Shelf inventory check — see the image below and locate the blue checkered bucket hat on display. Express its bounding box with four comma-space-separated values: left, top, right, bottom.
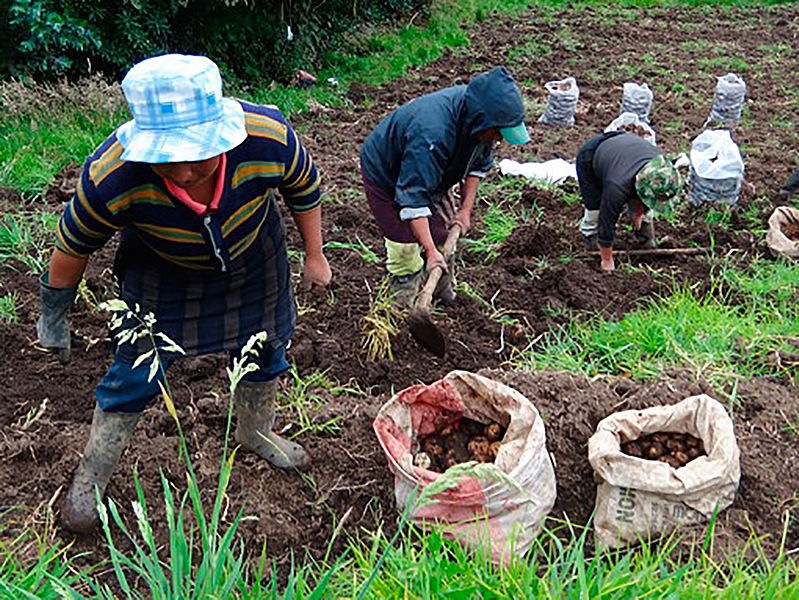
116, 54, 247, 163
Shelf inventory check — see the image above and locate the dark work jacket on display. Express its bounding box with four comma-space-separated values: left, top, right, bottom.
592, 134, 661, 247
360, 66, 526, 217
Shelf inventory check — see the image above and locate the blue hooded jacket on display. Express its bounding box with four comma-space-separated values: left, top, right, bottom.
360, 66, 526, 220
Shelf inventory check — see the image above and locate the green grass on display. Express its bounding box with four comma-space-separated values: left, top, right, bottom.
279, 366, 363, 439
512, 258, 799, 381
0, 212, 59, 274
324, 237, 382, 265
0, 510, 84, 599
0, 293, 19, 325
464, 178, 544, 261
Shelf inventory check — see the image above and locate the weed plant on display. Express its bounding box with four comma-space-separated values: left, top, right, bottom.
0, 213, 59, 274
0, 293, 19, 325
279, 365, 363, 438
361, 277, 403, 362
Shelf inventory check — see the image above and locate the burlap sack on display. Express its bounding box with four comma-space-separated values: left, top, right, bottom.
588, 395, 740, 549
765, 206, 799, 259
373, 370, 556, 564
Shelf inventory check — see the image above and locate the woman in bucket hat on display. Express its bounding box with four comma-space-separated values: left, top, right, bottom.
36, 54, 331, 533
576, 131, 683, 273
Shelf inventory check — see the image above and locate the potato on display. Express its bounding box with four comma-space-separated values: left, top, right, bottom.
489, 441, 502, 458
467, 436, 490, 456
673, 451, 689, 466
622, 441, 643, 458
485, 423, 504, 442
422, 435, 446, 457
665, 437, 683, 452
413, 452, 432, 470
647, 441, 665, 459
651, 432, 669, 444
687, 447, 702, 460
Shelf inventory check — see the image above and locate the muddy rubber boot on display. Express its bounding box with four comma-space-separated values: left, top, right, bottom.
234, 379, 310, 470
388, 269, 423, 308
635, 221, 656, 249
61, 405, 141, 534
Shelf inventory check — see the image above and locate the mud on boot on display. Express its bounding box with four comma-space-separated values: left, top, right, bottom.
234, 379, 310, 470
388, 269, 423, 307
582, 233, 599, 252
61, 406, 140, 534
635, 221, 656, 249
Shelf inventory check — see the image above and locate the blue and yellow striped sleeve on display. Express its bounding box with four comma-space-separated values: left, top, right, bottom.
279, 125, 322, 213
55, 160, 124, 257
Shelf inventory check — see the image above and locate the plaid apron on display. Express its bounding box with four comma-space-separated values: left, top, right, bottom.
113, 204, 295, 362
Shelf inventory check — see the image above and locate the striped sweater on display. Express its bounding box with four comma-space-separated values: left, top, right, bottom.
56, 100, 321, 271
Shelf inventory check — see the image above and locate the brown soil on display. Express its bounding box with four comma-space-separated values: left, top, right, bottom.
1, 2, 798, 578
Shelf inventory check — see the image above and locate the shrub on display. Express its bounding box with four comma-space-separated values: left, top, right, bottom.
1, 0, 425, 83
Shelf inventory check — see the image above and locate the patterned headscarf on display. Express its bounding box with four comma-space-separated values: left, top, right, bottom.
635, 155, 683, 213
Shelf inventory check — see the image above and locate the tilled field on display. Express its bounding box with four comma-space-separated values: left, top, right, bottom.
1, 3, 798, 568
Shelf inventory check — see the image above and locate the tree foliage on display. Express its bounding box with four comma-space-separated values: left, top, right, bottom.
1, 0, 423, 83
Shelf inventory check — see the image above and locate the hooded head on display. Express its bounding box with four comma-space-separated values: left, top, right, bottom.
635, 155, 684, 213
462, 66, 529, 145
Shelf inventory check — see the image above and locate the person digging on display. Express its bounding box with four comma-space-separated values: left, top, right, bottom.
36, 54, 331, 534
359, 65, 529, 306
576, 131, 683, 273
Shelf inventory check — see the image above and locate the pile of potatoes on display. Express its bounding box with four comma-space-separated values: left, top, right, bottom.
414, 418, 506, 473
621, 431, 706, 468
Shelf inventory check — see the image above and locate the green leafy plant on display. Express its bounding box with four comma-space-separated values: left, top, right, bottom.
0, 293, 19, 325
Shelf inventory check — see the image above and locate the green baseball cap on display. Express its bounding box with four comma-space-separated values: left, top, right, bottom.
499, 123, 530, 145
635, 155, 683, 213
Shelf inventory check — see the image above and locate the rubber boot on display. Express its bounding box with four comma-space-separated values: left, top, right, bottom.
234, 379, 310, 470
388, 269, 423, 308
61, 405, 141, 533
37, 273, 77, 363
635, 221, 656, 249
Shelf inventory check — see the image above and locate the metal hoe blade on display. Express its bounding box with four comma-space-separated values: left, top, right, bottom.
407, 307, 445, 357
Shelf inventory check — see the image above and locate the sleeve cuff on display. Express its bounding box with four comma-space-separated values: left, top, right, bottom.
399, 206, 433, 221
467, 170, 488, 178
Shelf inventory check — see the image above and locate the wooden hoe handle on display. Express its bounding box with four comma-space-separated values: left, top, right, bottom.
415, 224, 462, 312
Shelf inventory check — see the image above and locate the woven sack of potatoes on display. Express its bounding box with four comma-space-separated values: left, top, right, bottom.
373, 370, 556, 565
588, 394, 740, 549
765, 206, 799, 259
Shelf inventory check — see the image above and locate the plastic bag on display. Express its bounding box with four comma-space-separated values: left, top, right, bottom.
687, 129, 745, 206
706, 73, 746, 127
373, 371, 556, 564
604, 112, 656, 146
538, 77, 579, 126
589, 395, 740, 549
620, 82, 653, 123
765, 206, 799, 259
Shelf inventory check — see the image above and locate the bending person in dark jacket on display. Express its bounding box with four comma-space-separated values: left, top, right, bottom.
577, 132, 683, 273
360, 66, 529, 304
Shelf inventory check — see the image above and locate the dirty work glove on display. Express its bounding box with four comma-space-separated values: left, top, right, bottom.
36, 273, 77, 363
